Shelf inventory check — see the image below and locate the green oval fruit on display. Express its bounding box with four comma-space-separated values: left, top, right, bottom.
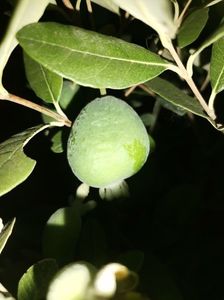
67, 96, 150, 188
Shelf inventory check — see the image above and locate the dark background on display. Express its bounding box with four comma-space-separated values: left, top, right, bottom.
0, 1, 224, 299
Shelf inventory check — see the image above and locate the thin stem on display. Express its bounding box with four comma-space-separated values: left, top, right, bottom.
62, 0, 74, 10
76, 0, 82, 10
208, 90, 217, 111
172, 0, 180, 22
139, 84, 156, 97
86, 0, 93, 12
200, 71, 210, 92
125, 85, 137, 97
177, 0, 192, 27
0, 93, 72, 127
53, 101, 68, 119
166, 40, 216, 120
150, 99, 161, 132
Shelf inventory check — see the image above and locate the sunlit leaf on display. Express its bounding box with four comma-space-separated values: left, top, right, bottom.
17, 22, 170, 89
111, 0, 177, 41
0, 218, 16, 254
18, 259, 58, 300
178, 8, 209, 48
24, 52, 63, 104
187, 21, 224, 76
0, 126, 42, 197
210, 37, 224, 94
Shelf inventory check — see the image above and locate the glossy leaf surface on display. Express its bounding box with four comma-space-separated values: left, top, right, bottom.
17, 22, 169, 89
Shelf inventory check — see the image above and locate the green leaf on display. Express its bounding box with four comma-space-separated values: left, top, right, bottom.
0, 126, 42, 197
42, 205, 82, 265
187, 21, 224, 76
0, 218, 16, 254
59, 80, 79, 110
178, 8, 209, 48
0, 0, 56, 88
210, 37, 224, 94
18, 259, 58, 300
24, 52, 63, 103
16, 22, 170, 89
51, 130, 64, 153
145, 77, 208, 119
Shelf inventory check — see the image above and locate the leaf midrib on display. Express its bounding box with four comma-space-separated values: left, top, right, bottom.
19, 36, 168, 67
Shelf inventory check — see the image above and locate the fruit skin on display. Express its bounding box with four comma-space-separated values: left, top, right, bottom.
67, 96, 150, 188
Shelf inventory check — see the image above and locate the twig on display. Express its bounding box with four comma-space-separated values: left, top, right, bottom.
139, 84, 156, 97
208, 90, 217, 111
177, 0, 192, 27
62, 0, 74, 10
125, 85, 137, 97
166, 40, 216, 120
0, 93, 72, 127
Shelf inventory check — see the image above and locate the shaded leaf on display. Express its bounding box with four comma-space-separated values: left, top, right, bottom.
187, 21, 224, 76
17, 22, 170, 89
59, 80, 79, 110
210, 37, 224, 94
24, 52, 63, 103
178, 8, 209, 48
145, 77, 207, 119
78, 218, 107, 266
157, 97, 186, 116
42, 205, 82, 265
0, 126, 42, 197
0, 218, 16, 254
18, 259, 58, 300
51, 130, 64, 153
